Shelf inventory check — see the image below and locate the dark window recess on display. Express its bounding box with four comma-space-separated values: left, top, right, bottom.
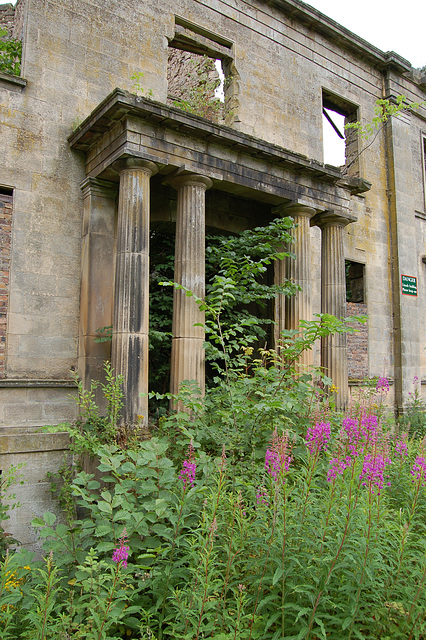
346, 260, 365, 303
322, 90, 359, 176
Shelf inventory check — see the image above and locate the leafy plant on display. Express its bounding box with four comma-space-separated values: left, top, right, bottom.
130, 71, 153, 98
0, 465, 23, 558
0, 27, 22, 76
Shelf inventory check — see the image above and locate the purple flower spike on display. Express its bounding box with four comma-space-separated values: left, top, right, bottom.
179, 442, 196, 489
359, 453, 391, 495
376, 377, 390, 393
264, 430, 292, 481
411, 456, 426, 485
395, 433, 408, 457
113, 534, 130, 568
306, 421, 331, 455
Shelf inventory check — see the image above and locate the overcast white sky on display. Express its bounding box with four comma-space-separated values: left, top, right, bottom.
306, 0, 425, 69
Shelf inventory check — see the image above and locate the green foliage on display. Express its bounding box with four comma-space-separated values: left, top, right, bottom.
399, 376, 426, 437
94, 325, 113, 343
0, 27, 22, 76
43, 362, 124, 456
0, 465, 23, 558
345, 95, 426, 140
3, 405, 426, 638
130, 71, 153, 98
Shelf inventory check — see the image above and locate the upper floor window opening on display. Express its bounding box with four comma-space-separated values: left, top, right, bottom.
167, 17, 238, 126
322, 90, 359, 176
0, 0, 25, 78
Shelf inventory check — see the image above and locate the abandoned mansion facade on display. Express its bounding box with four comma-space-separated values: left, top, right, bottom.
1, 0, 426, 545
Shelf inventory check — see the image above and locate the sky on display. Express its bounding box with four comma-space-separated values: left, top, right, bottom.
305, 0, 425, 69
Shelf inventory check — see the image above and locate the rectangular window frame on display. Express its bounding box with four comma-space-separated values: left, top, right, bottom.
322, 89, 360, 177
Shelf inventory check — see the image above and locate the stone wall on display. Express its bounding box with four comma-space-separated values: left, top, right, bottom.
0, 190, 12, 378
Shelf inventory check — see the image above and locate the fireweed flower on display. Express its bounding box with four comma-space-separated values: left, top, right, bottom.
327, 455, 352, 482
265, 430, 292, 480
359, 453, 391, 495
411, 456, 426, 485
306, 421, 331, 455
113, 532, 130, 568
256, 488, 269, 506
179, 442, 196, 489
395, 433, 409, 457
376, 377, 390, 393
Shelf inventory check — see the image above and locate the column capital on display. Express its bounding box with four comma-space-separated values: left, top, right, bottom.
80, 177, 118, 200
273, 200, 316, 218
311, 210, 357, 229
167, 173, 213, 191
112, 157, 158, 177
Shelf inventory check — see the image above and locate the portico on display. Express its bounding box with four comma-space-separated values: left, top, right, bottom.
70, 88, 362, 421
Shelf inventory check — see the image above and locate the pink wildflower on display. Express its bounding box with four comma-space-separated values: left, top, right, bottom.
327, 455, 352, 482
179, 442, 196, 489
306, 421, 331, 455
411, 456, 426, 485
113, 532, 130, 568
264, 430, 292, 481
359, 453, 391, 495
395, 433, 409, 457
376, 377, 390, 393
256, 488, 269, 506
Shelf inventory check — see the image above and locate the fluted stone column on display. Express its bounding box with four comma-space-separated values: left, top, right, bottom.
274, 202, 315, 369
169, 174, 213, 397
312, 210, 356, 409
111, 158, 158, 426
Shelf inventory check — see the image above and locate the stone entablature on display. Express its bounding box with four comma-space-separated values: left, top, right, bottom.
69, 89, 358, 210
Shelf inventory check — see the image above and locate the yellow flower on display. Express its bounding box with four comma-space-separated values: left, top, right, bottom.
330, 384, 339, 393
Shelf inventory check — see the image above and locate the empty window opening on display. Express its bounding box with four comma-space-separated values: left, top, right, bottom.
0, 1, 24, 77
167, 18, 237, 125
345, 261, 368, 379
346, 260, 365, 303
167, 49, 223, 121
322, 91, 359, 175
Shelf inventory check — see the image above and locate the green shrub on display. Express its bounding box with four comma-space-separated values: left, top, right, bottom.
0, 28, 22, 76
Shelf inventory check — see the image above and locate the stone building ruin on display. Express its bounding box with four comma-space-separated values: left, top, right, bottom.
0, 0, 426, 547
